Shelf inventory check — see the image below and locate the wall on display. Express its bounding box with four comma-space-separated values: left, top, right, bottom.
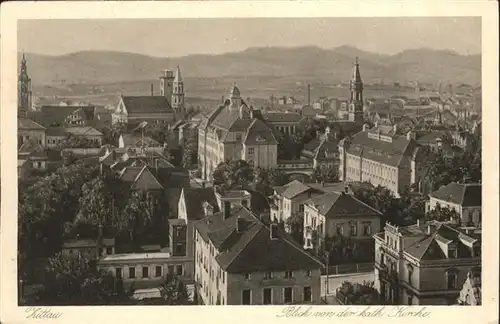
225, 269, 321, 305
18, 129, 46, 148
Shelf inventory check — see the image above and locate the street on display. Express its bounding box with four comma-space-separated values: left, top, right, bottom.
320, 271, 375, 297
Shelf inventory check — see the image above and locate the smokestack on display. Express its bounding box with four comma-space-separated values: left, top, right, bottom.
307, 84, 311, 106
151, 84, 154, 96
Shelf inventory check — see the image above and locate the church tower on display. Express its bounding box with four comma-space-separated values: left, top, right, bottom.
159, 69, 175, 102
172, 66, 185, 118
18, 53, 32, 113
348, 57, 364, 123
229, 82, 242, 110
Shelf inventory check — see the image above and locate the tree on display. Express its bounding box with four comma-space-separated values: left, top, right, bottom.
252, 167, 288, 196
351, 183, 400, 225
159, 275, 190, 305
77, 177, 114, 227
285, 213, 304, 245
212, 160, 253, 192
182, 129, 198, 170
118, 190, 155, 241
313, 164, 339, 183
425, 204, 460, 223
336, 281, 381, 305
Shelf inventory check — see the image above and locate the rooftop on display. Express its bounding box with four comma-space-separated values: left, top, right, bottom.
430, 182, 481, 207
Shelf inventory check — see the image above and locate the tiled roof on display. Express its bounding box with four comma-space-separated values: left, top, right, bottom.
306, 191, 382, 218
276, 180, 313, 199
402, 222, 480, 261
343, 127, 419, 167
34, 106, 95, 127
194, 206, 323, 273
181, 187, 219, 221
263, 112, 303, 123
120, 133, 161, 148
130, 166, 164, 191
64, 126, 103, 137
430, 182, 481, 207
46, 127, 68, 137
18, 118, 46, 130
243, 119, 278, 145
118, 166, 144, 182
121, 96, 173, 114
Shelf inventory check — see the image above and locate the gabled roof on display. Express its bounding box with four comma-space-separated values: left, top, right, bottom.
194, 206, 323, 273
275, 180, 313, 199
64, 126, 103, 137
46, 127, 68, 137
180, 187, 219, 221
306, 191, 382, 218
430, 182, 481, 207
130, 166, 164, 191
121, 96, 173, 114
120, 133, 161, 148
243, 119, 278, 145
18, 118, 46, 130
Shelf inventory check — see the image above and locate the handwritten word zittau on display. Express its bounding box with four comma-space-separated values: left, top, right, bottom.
25, 308, 63, 320
276, 306, 431, 318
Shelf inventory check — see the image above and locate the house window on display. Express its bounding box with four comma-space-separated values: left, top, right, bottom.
129, 267, 136, 279
284, 271, 293, 279
449, 247, 458, 259
248, 148, 254, 155
116, 267, 122, 279
306, 270, 312, 277
380, 253, 385, 266
446, 270, 458, 289
408, 268, 413, 286
336, 224, 343, 236
242, 289, 251, 305
299, 204, 304, 212
284, 287, 293, 303
142, 266, 149, 278
264, 271, 273, 279
263, 288, 272, 305
349, 222, 357, 236
155, 266, 162, 277
236, 134, 242, 141
176, 265, 183, 276
363, 222, 372, 236
303, 286, 312, 302
244, 273, 251, 280
106, 247, 113, 255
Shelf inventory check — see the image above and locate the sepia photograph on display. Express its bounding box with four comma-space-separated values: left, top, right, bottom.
1, 3, 498, 323
14, 16, 485, 307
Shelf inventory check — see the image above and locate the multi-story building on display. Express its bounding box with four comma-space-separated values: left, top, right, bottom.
112, 66, 184, 125
301, 127, 339, 169
303, 189, 382, 250
198, 84, 278, 180
32, 105, 99, 127
373, 221, 481, 305
427, 182, 481, 227
193, 204, 323, 305
262, 112, 304, 135
18, 118, 46, 148
338, 123, 428, 196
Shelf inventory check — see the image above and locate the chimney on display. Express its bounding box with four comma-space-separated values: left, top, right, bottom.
270, 223, 279, 239
223, 201, 231, 220
307, 84, 311, 106
416, 218, 420, 227
202, 182, 206, 188
427, 224, 432, 235
236, 216, 244, 233
344, 186, 349, 194
151, 84, 154, 96
362, 123, 369, 132
392, 124, 397, 134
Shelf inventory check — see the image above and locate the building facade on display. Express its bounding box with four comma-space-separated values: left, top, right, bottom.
194, 205, 323, 305
198, 84, 278, 180
373, 221, 481, 305
18, 118, 46, 148
338, 123, 428, 196
427, 182, 481, 227
303, 190, 382, 250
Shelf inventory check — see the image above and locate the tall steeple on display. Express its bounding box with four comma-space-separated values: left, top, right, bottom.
229, 82, 242, 110
172, 65, 185, 118
18, 52, 32, 113
348, 57, 364, 123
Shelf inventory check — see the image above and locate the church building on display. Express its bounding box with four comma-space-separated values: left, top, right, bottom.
112, 66, 185, 126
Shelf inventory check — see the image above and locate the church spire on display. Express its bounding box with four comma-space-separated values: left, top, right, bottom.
172, 65, 185, 118
348, 57, 364, 123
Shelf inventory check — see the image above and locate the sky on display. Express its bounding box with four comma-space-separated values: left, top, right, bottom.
18, 17, 481, 57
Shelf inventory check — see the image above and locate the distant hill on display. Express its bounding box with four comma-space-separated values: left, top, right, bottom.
19, 46, 481, 86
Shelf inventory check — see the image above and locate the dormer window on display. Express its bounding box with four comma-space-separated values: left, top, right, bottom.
236, 134, 242, 141
449, 246, 458, 259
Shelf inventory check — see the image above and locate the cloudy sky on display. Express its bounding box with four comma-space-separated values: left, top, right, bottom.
18, 17, 481, 57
